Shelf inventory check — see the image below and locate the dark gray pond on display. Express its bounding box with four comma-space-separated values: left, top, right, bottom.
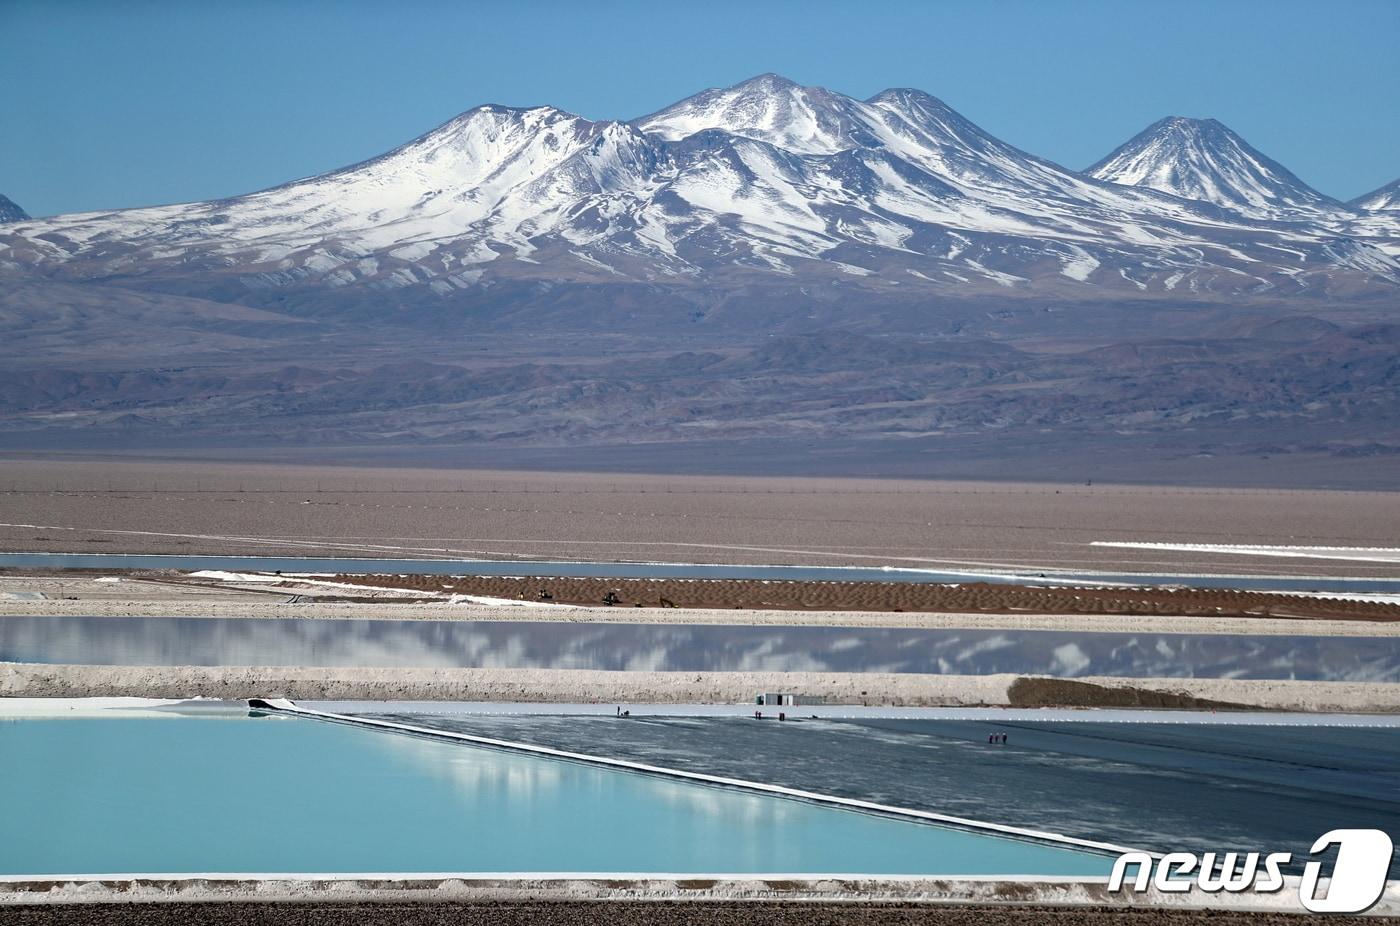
363, 712, 1400, 871
2, 552, 1398, 593
2, 616, 1395, 681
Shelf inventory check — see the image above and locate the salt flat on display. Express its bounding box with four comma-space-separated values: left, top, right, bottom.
1094, 541, 1400, 564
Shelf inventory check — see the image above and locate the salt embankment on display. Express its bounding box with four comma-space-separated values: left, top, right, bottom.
4, 663, 1398, 712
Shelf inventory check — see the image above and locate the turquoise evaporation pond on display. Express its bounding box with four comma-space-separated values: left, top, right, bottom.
0, 713, 1112, 877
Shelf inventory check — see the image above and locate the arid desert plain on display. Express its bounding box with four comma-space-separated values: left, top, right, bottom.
2, 458, 1397, 575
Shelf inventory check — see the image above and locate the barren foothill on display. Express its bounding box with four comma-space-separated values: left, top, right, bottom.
1, 459, 1398, 577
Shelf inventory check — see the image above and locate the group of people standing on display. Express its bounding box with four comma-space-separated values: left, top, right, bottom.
987, 732, 1009, 745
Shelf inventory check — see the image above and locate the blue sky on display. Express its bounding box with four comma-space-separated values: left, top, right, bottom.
3, 0, 1397, 217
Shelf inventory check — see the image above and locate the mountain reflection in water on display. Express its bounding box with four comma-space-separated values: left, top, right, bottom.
1, 616, 1396, 681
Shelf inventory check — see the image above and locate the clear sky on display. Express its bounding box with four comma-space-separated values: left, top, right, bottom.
3, 0, 1397, 218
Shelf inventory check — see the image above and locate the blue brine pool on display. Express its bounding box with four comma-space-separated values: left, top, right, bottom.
0, 711, 1112, 877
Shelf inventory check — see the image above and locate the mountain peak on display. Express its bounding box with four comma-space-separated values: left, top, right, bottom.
1351, 177, 1400, 212
0, 194, 28, 223
730, 72, 802, 91
633, 73, 869, 154
866, 86, 952, 111
435, 102, 591, 135
1088, 116, 1343, 219
358, 102, 599, 179
863, 87, 976, 141
1155, 115, 1224, 130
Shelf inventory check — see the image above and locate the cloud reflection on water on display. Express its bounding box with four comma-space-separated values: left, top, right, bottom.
1, 616, 1397, 681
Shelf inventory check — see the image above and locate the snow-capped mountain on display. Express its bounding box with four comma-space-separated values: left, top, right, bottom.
635, 73, 875, 154
0, 195, 28, 223
1, 75, 1396, 311
1086, 117, 1347, 222
4, 76, 1400, 472
1353, 178, 1400, 212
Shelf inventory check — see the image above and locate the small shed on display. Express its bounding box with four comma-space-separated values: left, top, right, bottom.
756, 692, 822, 707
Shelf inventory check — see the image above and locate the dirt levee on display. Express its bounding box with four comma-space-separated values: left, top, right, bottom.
329, 573, 1400, 621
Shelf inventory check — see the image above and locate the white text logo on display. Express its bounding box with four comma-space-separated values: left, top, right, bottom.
1108, 829, 1393, 914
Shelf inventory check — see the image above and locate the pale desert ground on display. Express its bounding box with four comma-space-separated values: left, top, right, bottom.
1, 458, 1397, 576
7, 664, 1398, 711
